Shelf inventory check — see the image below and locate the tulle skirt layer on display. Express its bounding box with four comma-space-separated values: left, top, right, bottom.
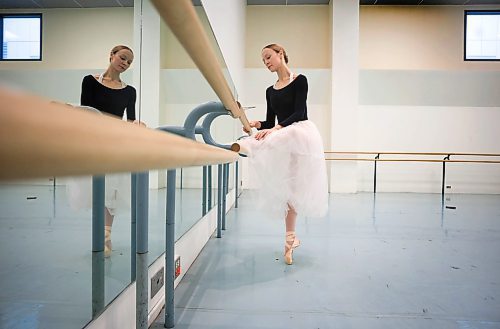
66, 173, 131, 216
238, 120, 328, 218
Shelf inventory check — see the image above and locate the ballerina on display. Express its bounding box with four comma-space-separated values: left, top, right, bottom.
233, 43, 328, 265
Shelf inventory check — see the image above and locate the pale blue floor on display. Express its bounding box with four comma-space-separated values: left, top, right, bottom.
153, 191, 500, 329
0, 184, 217, 329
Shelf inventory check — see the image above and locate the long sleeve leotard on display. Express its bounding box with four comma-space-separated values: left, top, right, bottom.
259, 74, 308, 130
80, 74, 136, 120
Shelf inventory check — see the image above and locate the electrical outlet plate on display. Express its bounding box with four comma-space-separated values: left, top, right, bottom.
151, 267, 164, 299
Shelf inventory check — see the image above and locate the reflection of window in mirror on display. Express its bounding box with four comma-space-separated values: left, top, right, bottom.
0, 14, 42, 61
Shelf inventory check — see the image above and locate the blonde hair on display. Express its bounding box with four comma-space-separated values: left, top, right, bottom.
263, 43, 288, 64
109, 45, 133, 62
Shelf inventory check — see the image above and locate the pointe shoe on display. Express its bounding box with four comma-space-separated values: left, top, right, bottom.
284, 231, 300, 265
104, 226, 112, 258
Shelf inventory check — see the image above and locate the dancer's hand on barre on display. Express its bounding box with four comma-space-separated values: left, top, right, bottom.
133, 120, 146, 127
243, 120, 261, 134
254, 125, 282, 141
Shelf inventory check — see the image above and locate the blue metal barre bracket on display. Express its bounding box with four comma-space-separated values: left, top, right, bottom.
156, 102, 236, 328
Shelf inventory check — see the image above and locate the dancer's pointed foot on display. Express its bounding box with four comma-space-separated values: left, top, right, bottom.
104, 226, 112, 258
284, 231, 300, 265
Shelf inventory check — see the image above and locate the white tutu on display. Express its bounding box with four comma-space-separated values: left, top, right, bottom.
238, 120, 328, 218
66, 173, 132, 216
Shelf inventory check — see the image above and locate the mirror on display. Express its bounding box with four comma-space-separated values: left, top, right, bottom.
0, 1, 239, 327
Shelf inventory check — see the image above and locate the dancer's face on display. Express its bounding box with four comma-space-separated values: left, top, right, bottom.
261, 48, 282, 72
110, 49, 134, 73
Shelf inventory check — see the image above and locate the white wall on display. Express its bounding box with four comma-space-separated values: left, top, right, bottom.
355, 5, 500, 193
245, 5, 331, 69
357, 106, 500, 193
243, 4, 500, 194
359, 5, 500, 71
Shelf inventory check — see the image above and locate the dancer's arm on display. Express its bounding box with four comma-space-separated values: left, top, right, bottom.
259, 89, 276, 129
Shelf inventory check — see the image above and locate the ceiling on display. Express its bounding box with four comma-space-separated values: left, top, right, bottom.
0, 0, 499, 8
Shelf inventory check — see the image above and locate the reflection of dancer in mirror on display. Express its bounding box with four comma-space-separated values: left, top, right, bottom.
236, 44, 328, 265
80, 45, 143, 257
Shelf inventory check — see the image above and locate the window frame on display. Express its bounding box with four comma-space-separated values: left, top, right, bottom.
0, 13, 43, 61
464, 10, 500, 62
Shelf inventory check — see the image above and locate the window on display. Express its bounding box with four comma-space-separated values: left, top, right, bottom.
464, 10, 500, 61
1, 14, 42, 61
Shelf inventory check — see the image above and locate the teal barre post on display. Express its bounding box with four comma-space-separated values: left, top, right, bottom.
165, 169, 176, 328
235, 161, 239, 208
225, 163, 230, 196
91, 176, 105, 317
225, 163, 230, 220
202, 166, 207, 216
217, 164, 223, 238
92, 176, 105, 252
131, 173, 137, 281
91, 251, 104, 318
208, 165, 212, 207
136, 172, 149, 329
222, 163, 228, 230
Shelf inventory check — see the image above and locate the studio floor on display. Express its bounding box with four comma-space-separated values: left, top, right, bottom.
1, 184, 500, 329
153, 191, 500, 329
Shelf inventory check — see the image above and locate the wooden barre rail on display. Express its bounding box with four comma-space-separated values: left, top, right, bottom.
324, 152, 500, 194
325, 158, 500, 163
325, 151, 500, 157
0, 88, 238, 181
151, 0, 252, 133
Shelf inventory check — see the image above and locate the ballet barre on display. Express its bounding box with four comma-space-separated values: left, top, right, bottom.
0, 87, 240, 329
325, 151, 500, 194
148, 1, 255, 326
151, 0, 252, 134
325, 151, 500, 157
0, 88, 238, 181
325, 158, 500, 163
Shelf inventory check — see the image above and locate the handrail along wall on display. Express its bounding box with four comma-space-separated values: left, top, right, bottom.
325, 151, 500, 194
